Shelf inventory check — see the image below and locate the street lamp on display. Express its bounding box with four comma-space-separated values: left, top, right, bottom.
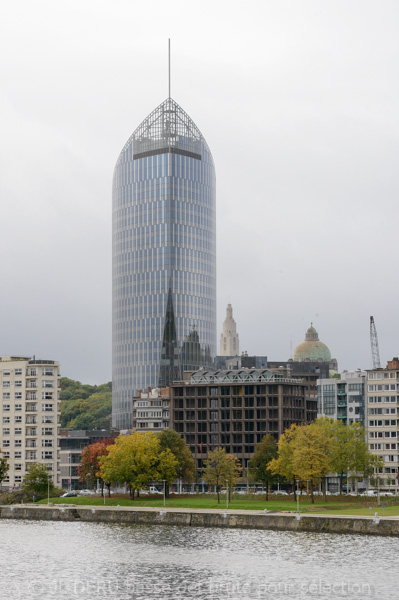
226, 480, 229, 509
163, 479, 166, 507
296, 479, 300, 514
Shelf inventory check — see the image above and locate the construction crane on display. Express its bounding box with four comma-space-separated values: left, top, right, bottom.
370, 316, 381, 369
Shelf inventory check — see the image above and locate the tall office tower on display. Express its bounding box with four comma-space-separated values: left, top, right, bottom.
219, 303, 239, 356
112, 98, 216, 429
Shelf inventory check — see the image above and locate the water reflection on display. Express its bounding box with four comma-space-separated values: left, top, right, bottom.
0, 520, 397, 599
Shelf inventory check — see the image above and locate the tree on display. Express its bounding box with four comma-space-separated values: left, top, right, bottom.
0, 451, 9, 486
323, 419, 371, 496
291, 423, 332, 504
202, 447, 242, 503
268, 424, 298, 500
249, 434, 278, 500
78, 439, 115, 494
157, 449, 178, 491
158, 429, 195, 493
23, 464, 53, 496
99, 431, 161, 498
60, 378, 112, 430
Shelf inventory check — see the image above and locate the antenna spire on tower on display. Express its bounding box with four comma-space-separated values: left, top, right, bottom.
168, 38, 171, 98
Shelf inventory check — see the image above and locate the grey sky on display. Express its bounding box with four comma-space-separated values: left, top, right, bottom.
1, 0, 398, 383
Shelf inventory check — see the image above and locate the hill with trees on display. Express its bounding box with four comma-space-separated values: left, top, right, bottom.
60, 377, 112, 430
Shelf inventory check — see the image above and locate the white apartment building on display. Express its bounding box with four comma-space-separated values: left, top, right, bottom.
0, 356, 60, 489
366, 358, 399, 492
317, 370, 366, 426
132, 387, 170, 433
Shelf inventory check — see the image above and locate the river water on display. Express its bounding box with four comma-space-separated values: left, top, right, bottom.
0, 519, 397, 599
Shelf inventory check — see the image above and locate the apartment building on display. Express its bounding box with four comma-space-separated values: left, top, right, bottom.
366, 358, 399, 492
0, 356, 60, 489
132, 387, 170, 433
317, 370, 366, 426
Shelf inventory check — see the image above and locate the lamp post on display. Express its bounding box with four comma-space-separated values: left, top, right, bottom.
226, 480, 229, 510
296, 480, 300, 514
163, 479, 166, 507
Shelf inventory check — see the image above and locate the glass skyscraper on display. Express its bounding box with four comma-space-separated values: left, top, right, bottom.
112, 97, 216, 429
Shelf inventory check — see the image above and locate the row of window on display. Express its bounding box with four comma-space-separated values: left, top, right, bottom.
368, 384, 397, 391
368, 420, 397, 427
368, 372, 398, 380
3, 380, 55, 389
1, 368, 55, 377
2, 403, 54, 412
370, 443, 397, 450
368, 431, 397, 438
368, 408, 397, 415
368, 396, 398, 403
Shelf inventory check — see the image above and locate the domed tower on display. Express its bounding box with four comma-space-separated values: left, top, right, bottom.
293, 323, 337, 370
112, 97, 216, 430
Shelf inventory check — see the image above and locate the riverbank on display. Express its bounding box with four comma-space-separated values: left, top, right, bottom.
1, 504, 399, 536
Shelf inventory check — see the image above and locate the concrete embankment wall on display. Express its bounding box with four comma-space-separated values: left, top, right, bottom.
1, 505, 398, 537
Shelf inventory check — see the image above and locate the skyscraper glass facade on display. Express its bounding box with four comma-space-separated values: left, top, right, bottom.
112, 98, 216, 429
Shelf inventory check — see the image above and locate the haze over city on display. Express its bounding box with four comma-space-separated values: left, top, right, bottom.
1, 0, 398, 383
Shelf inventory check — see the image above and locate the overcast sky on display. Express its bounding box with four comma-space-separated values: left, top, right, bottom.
1, 0, 398, 383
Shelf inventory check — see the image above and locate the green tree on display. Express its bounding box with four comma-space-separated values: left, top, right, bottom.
158, 429, 195, 492
60, 378, 112, 430
157, 449, 178, 491
249, 434, 278, 500
291, 423, 332, 504
203, 447, 242, 503
99, 431, 160, 499
268, 424, 298, 500
22, 464, 53, 496
0, 451, 9, 486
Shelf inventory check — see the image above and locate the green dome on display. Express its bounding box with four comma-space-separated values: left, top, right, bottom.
293, 324, 332, 362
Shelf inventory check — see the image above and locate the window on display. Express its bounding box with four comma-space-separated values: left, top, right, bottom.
15, 464, 22, 471
2, 417, 10, 424
2, 440, 10, 447
14, 428, 22, 435
42, 428, 53, 436
3, 370, 10, 376
14, 381, 22, 388
42, 368, 54, 376
42, 416, 54, 424
14, 392, 22, 399
2, 452, 10, 458
42, 440, 53, 447
2, 428, 10, 435
15, 440, 22, 447
42, 404, 53, 412
42, 451, 53, 459
42, 380, 54, 388
2, 382, 10, 388
14, 451, 22, 458
14, 416, 22, 423
2, 404, 10, 412
42, 392, 53, 400
2, 393, 10, 400
15, 404, 22, 411
15, 369, 22, 376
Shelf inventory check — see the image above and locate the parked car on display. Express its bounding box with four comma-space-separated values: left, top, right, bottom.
272, 490, 288, 496
61, 492, 78, 498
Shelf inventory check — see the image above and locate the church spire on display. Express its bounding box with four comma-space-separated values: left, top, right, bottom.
220, 303, 240, 356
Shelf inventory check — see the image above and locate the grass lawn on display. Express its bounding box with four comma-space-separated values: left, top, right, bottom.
37, 494, 399, 516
